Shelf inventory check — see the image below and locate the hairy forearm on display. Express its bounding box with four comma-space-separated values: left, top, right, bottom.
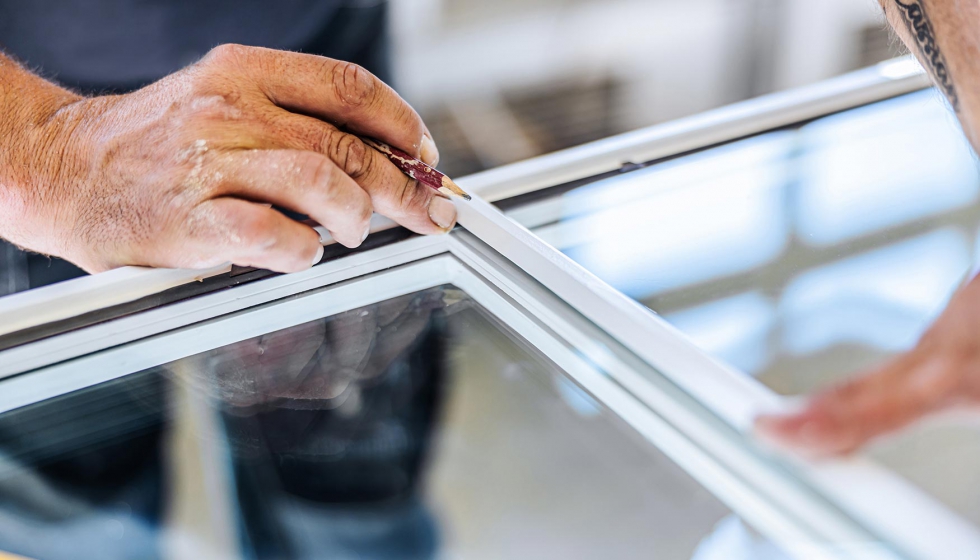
0, 53, 84, 250
881, 0, 980, 145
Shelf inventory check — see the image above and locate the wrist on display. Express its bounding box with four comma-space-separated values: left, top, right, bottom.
0, 81, 87, 256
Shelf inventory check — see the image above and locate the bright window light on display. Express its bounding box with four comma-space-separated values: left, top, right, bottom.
781, 229, 971, 354
665, 292, 775, 376
539, 136, 793, 298
796, 90, 978, 246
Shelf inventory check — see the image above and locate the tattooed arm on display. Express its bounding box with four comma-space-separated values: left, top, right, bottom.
754, 1, 980, 457
882, 0, 980, 143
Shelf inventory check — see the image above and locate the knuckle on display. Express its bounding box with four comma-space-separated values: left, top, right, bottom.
396, 104, 426, 140
185, 90, 244, 121
300, 153, 339, 193
203, 75, 243, 104
328, 133, 367, 177
238, 211, 279, 251
329, 61, 376, 109
346, 189, 374, 228
204, 43, 250, 67
176, 75, 246, 124
397, 177, 431, 212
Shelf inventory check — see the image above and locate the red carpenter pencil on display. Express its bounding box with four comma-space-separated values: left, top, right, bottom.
361, 137, 471, 201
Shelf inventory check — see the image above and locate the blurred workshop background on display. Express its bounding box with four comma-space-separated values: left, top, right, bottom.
388, 2, 980, 529
390, 0, 903, 178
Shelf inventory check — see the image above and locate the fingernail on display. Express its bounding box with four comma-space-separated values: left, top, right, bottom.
428, 196, 457, 230
311, 245, 324, 266
361, 225, 371, 243
420, 134, 440, 167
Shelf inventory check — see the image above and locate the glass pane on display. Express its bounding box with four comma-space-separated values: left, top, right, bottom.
0, 286, 781, 559
513, 89, 980, 528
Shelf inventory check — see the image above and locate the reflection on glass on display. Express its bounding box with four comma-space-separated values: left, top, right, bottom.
796, 91, 978, 246
870, 422, 980, 529
536, 135, 791, 298
517, 89, 980, 396
0, 287, 779, 559
664, 292, 774, 376
691, 516, 787, 560
514, 88, 980, 532
780, 229, 969, 357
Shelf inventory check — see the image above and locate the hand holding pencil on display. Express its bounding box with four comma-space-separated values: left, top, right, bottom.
362, 137, 471, 201
0, 42, 464, 275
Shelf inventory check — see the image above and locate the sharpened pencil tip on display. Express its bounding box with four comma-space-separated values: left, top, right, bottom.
440, 175, 472, 200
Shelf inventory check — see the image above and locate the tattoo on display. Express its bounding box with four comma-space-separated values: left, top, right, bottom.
894, 0, 960, 111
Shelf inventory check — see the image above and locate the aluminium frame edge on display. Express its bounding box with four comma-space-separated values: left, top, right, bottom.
449, 195, 980, 560
0, 57, 930, 336
446, 256, 880, 560
0, 241, 889, 560
0, 234, 448, 377
0, 54, 967, 559
461, 56, 929, 201
2, 157, 979, 559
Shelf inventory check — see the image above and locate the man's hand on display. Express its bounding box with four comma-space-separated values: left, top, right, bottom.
0, 44, 454, 273
755, 274, 980, 458
752, 0, 980, 458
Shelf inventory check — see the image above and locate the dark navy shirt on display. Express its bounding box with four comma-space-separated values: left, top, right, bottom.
0, 0, 390, 92
0, 0, 390, 293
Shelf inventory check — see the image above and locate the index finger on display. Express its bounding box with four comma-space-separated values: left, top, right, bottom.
211, 45, 434, 163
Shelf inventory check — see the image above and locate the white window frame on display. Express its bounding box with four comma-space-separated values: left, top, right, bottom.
0, 57, 969, 560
